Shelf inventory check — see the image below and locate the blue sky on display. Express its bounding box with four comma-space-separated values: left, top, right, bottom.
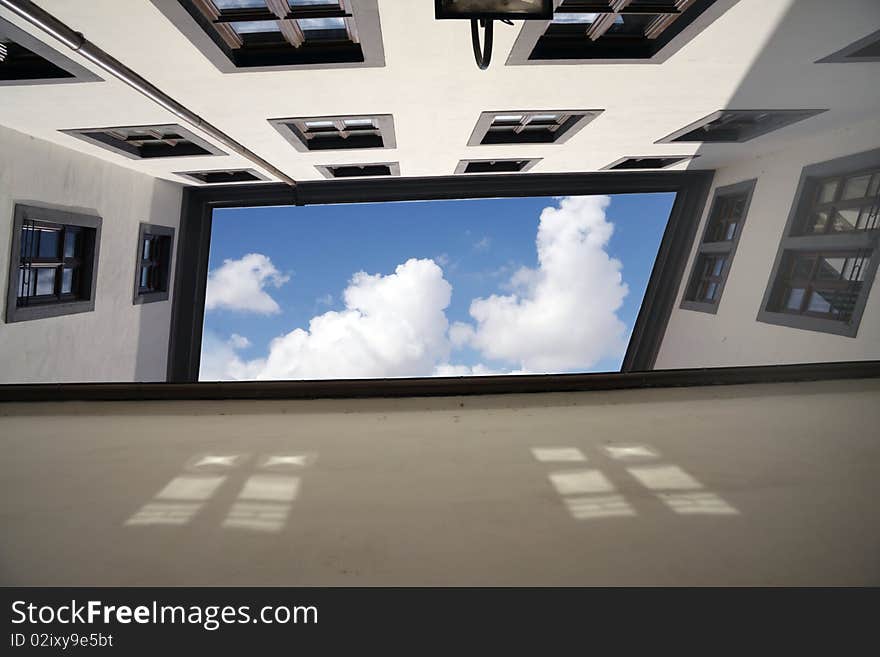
199, 193, 674, 380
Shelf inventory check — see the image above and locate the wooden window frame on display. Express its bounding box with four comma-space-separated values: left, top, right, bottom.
269, 114, 396, 152
455, 158, 542, 174
467, 110, 601, 146
62, 124, 226, 161
656, 109, 827, 144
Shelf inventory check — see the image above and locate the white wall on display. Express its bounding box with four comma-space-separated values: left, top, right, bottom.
656, 117, 880, 369
0, 125, 183, 383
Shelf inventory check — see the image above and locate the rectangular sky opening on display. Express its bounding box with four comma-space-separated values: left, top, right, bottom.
199, 193, 675, 381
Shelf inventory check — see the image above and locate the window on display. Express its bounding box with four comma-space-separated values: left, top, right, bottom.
467, 110, 600, 146
758, 149, 880, 337
817, 28, 880, 63
507, 0, 732, 65
316, 162, 400, 178
62, 124, 226, 160
5, 204, 101, 323
455, 158, 541, 174
603, 155, 695, 170
151, 0, 385, 71
657, 109, 826, 144
681, 179, 755, 313
134, 224, 175, 305
269, 114, 396, 152
176, 169, 270, 184
0, 16, 101, 85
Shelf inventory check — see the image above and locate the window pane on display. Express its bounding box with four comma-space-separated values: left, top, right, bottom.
815, 256, 846, 280
61, 267, 73, 294
817, 179, 838, 204
305, 120, 335, 129
724, 221, 737, 240
20, 226, 37, 258
711, 256, 725, 276
868, 173, 880, 197
231, 20, 280, 34
36, 267, 56, 295
552, 13, 599, 24
143, 236, 152, 260
289, 0, 336, 5
493, 115, 523, 124
704, 282, 718, 301
17, 268, 33, 298
36, 228, 61, 259
215, 0, 266, 8
343, 118, 374, 128
806, 290, 832, 314
830, 208, 859, 232
841, 174, 872, 200
141, 265, 150, 288
809, 211, 829, 233
298, 17, 345, 31
64, 229, 79, 258
785, 287, 805, 311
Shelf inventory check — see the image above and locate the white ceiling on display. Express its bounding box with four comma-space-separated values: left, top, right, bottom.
1, 0, 879, 185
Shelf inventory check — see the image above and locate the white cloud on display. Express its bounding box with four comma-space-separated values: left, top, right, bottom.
200, 258, 453, 381
199, 332, 264, 381
205, 253, 289, 315
315, 293, 334, 307
454, 195, 628, 372
473, 236, 491, 251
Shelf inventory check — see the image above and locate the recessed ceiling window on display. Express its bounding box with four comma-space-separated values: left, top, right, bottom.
603, 155, 695, 170
62, 124, 226, 160
270, 114, 396, 152
0, 16, 101, 86
508, 0, 733, 64
468, 110, 601, 146
817, 28, 880, 63
758, 149, 880, 337
657, 109, 827, 144
455, 158, 541, 174
152, 0, 385, 71
681, 179, 756, 313
176, 169, 270, 184
5, 204, 102, 323
316, 162, 400, 178
134, 224, 175, 305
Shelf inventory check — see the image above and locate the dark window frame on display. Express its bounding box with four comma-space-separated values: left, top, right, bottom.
602, 155, 696, 170
656, 109, 827, 144
269, 114, 396, 152
167, 169, 714, 383
506, 0, 739, 66
61, 124, 226, 160
133, 223, 176, 306
5, 204, 102, 324
315, 162, 400, 178
149, 0, 385, 72
467, 110, 601, 147
757, 148, 880, 338
816, 28, 880, 63
455, 158, 542, 174
0, 16, 102, 86
680, 178, 756, 314
175, 169, 271, 184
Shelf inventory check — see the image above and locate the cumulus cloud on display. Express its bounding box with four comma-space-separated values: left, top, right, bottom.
200, 258, 453, 381
454, 195, 629, 372
205, 253, 289, 315
199, 332, 263, 381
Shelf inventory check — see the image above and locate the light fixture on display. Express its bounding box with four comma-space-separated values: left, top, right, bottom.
435, 0, 552, 70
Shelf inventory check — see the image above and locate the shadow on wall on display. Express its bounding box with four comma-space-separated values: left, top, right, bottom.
133, 177, 184, 382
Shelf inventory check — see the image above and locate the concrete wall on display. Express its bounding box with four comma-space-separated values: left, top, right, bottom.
656, 117, 880, 369
0, 125, 183, 383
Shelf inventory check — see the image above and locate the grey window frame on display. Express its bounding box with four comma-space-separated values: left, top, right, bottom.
0, 16, 102, 86
816, 28, 880, 63
269, 114, 396, 152
61, 124, 226, 160
455, 158, 542, 174
149, 0, 385, 72
467, 110, 601, 147
680, 178, 756, 314
5, 203, 102, 323
133, 223, 176, 306
757, 148, 880, 338
656, 109, 827, 144
315, 162, 400, 178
